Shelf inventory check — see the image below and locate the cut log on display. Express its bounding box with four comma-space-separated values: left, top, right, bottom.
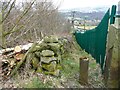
9, 42, 37, 77
14, 53, 24, 61
20, 43, 33, 50
0, 43, 33, 55
6, 52, 16, 57
9, 60, 16, 68
14, 46, 22, 53
79, 57, 89, 85
0, 48, 14, 55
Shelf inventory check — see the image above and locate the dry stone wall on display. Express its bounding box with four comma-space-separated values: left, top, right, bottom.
28, 35, 67, 76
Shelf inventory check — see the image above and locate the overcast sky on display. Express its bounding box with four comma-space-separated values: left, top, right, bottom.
6, 0, 120, 10
53, 0, 120, 10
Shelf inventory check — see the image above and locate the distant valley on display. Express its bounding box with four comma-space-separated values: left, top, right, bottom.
59, 6, 109, 20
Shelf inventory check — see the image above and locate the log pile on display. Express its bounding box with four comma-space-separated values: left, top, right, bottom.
0, 35, 67, 78
0, 43, 33, 78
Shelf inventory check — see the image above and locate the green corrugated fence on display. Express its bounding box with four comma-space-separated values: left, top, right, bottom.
74, 5, 117, 72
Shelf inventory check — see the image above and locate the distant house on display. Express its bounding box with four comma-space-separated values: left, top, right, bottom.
74, 20, 79, 26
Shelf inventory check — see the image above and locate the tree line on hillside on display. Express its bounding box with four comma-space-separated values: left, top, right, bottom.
62, 11, 105, 20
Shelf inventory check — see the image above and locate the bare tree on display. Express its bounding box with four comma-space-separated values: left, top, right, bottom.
0, 0, 36, 48
0, 0, 70, 48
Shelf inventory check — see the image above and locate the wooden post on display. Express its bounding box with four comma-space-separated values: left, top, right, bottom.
79, 57, 89, 85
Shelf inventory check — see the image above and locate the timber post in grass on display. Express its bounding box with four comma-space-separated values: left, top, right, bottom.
79, 57, 89, 85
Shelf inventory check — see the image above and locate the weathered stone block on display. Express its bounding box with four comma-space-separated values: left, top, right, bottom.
48, 43, 61, 52
41, 61, 57, 72
41, 56, 57, 64
35, 51, 41, 58
41, 50, 54, 57
36, 67, 42, 73
44, 35, 58, 43
32, 43, 48, 52
32, 57, 40, 69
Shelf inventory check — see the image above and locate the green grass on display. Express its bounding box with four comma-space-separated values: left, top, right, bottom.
23, 77, 50, 88
89, 61, 97, 68
61, 38, 79, 77
62, 57, 79, 78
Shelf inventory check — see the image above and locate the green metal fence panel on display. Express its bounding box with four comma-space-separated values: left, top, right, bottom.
74, 5, 117, 72
74, 9, 110, 71
110, 5, 117, 24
